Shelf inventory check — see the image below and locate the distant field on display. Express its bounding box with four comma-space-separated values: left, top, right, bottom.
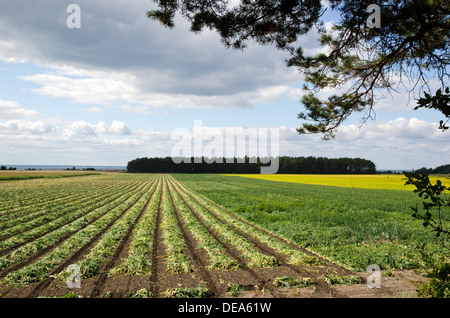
0, 170, 101, 181
225, 174, 450, 191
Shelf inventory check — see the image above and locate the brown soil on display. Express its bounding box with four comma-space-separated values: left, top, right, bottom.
0, 267, 426, 298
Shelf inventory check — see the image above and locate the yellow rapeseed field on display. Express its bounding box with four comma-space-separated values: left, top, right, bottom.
225, 174, 450, 191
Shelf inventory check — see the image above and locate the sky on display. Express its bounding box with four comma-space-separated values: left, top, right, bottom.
0, 0, 448, 170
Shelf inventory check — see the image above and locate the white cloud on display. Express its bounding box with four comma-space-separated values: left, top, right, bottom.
108, 121, 131, 135
64, 120, 131, 137
0, 99, 39, 119
337, 117, 445, 142
18, 65, 303, 110
331, 117, 448, 169
102, 138, 144, 146
118, 104, 169, 116
0, 120, 53, 134
19, 71, 136, 106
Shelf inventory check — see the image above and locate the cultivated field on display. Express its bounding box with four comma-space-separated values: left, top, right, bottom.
0, 170, 101, 181
0, 173, 438, 298
226, 173, 450, 191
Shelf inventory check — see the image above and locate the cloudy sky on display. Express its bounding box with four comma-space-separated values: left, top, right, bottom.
0, 0, 447, 170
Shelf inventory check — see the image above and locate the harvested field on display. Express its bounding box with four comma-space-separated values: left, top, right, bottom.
0, 174, 427, 298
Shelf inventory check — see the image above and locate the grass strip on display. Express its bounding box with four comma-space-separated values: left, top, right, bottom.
0, 173, 101, 181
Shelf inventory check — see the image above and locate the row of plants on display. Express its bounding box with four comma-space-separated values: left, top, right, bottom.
0, 172, 100, 182
171, 177, 319, 266
171, 176, 325, 267
116, 286, 208, 298
108, 178, 162, 276
65, 178, 159, 279
0, 178, 150, 268
0, 176, 137, 222
0, 178, 156, 286
172, 174, 433, 271
0, 175, 116, 213
0, 179, 140, 241
66, 286, 209, 298
0, 181, 141, 254
160, 177, 193, 274
167, 180, 241, 270
272, 274, 362, 289
169, 177, 279, 268
0, 180, 76, 211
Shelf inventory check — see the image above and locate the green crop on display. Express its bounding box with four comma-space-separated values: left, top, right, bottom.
173, 174, 439, 271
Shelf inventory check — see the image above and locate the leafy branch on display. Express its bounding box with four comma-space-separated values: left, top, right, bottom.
403, 172, 449, 237
403, 171, 450, 297
414, 86, 450, 131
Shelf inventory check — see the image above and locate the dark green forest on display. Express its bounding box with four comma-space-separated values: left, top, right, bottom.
127, 156, 377, 174
415, 164, 450, 175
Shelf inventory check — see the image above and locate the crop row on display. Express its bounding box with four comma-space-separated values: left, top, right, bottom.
108, 178, 162, 276
167, 177, 280, 268
0, 175, 120, 213
0, 175, 143, 218
169, 175, 324, 267
160, 176, 193, 274
0, 178, 148, 259
1, 177, 157, 286
167, 181, 240, 270
0, 173, 329, 289
172, 174, 437, 271
70, 178, 159, 279
0, 178, 141, 240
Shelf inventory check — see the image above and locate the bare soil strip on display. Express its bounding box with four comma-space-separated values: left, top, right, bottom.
148, 178, 164, 297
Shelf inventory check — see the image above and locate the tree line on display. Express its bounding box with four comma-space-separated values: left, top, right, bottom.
415, 164, 450, 175
127, 156, 376, 174
0, 166, 16, 170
